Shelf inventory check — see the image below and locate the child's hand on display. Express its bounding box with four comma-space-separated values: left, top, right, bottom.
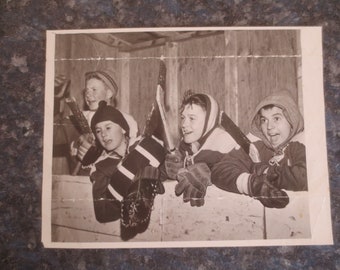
248, 173, 289, 208
175, 163, 211, 207
75, 133, 95, 161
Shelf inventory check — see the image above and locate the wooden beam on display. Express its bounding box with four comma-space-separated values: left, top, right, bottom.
165, 42, 180, 145
117, 52, 130, 113
86, 33, 132, 48
224, 31, 239, 125
118, 31, 223, 52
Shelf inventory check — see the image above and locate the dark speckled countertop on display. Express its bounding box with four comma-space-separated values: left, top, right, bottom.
0, 1, 339, 269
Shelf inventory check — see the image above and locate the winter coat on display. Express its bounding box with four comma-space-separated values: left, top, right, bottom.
212, 90, 307, 193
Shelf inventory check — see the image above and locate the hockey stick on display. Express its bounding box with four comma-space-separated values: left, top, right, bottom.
220, 111, 260, 163
65, 97, 94, 175
219, 111, 266, 238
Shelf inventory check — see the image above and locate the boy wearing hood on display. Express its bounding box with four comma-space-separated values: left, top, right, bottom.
211, 90, 307, 208
163, 91, 238, 207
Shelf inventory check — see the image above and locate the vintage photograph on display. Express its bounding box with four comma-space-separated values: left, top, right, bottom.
42, 27, 332, 248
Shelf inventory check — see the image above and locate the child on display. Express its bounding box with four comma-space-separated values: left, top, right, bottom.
70, 70, 138, 172
88, 101, 131, 223
89, 101, 166, 240
211, 90, 307, 208
90, 101, 163, 222
164, 91, 238, 207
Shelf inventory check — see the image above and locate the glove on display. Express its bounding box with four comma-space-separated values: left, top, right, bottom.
251, 162, 269, 176
248, 173, 289, 208
251, 162, 282, 189
164, 150, 183, 180
175, 163, 211, 207
120, 166, 164, 241
266, 165, 281, 188
72, 133, 95, 161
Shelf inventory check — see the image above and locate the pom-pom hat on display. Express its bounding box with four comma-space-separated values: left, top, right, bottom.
91, 101, 130, 137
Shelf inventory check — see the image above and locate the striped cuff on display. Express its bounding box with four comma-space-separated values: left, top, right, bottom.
236, 173, 250, 194
110, 136, 166, 197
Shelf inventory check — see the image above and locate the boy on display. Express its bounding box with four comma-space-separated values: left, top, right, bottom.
89, 101, 166, 240
211, 90, 307, 208
163, 91, 238, 207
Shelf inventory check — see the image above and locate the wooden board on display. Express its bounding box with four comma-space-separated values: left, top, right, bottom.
51, 175, 310, 243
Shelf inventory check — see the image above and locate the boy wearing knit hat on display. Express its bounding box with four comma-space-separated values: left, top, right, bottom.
89, 101, 166, 241
88, 101, 132, 223
211, 90, 307, 208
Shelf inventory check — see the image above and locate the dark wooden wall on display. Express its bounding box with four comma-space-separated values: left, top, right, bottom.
54, 30, 301, 158
55, 34, 120, 112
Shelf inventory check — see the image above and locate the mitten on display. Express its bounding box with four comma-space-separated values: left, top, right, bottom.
74, 133, 95, 161
120, 166, 164, 241
248, 173, 289, 208
165, 150, 183, 180
175, 163, 211, 207
140, 166, 165, 195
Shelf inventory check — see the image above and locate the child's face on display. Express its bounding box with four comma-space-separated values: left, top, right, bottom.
95, 120, 125, 151
85, 78, 111, 111
180, 103, 206, 144
260, 106, 291, 148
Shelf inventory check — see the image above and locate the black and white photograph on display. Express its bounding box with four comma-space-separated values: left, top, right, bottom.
42, 27, 332, 248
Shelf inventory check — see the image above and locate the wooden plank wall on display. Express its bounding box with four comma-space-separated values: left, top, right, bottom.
52, 30, 301, 174
51, 175, 310, 243
55, 34, 120, 111
177, 33, 227, 104
128, 47, 164, 133
123, 30, 300, 136
234, 30, 300, 133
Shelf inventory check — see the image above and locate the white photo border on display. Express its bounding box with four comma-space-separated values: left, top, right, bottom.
42, 26, 333, 248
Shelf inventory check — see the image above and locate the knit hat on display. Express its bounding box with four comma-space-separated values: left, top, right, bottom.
91, 101, 130, 137
85, 70, 118, 97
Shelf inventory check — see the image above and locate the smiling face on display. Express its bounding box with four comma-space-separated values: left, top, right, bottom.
95, 120, 125, 152
85, 78, 112, 111
180, 103, 206, 144
259, 106, 291, 148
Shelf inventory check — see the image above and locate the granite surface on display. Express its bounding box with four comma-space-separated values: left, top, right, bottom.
0, 0, 339, 269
